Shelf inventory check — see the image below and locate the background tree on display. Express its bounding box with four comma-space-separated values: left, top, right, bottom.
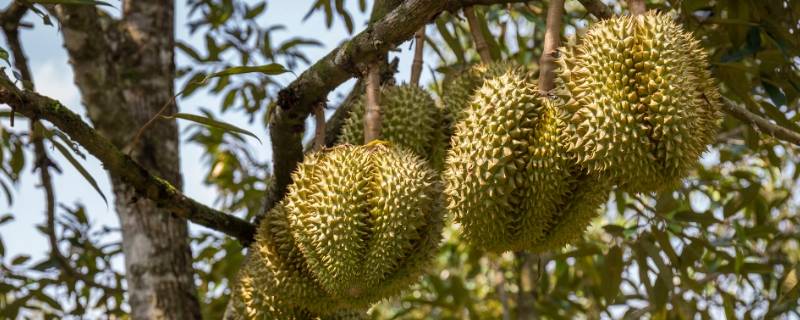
0, 0, 799, 319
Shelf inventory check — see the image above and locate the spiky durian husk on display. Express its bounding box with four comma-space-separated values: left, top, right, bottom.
444, 69, 611, 253
242, 142, 442, 314
338, 85, 444, 168
558, 12, 722, 192
440, 62, 537, 137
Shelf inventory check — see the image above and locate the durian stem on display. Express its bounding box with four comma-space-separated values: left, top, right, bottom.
312, 102, 326, 152
464, 6, 493, 64
410, 28, 426, 86
538, 0, 565, 93
628, 0, 646, 15
364, 63, 383, 143
576, 0, 613, 19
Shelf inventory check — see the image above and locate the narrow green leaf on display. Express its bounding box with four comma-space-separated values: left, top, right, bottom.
11, 254, 30, 266
28, 0, 114, 7
51, 140, 108, 205
163, 113, 262, 143
0, 47, 9, 67
207, 63, 290, 79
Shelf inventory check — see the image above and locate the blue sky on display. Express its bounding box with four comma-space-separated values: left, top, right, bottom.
0, 0, 429, 267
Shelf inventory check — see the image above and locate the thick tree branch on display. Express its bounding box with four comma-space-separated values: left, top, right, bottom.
576, 0, 613, 19
0, 77, 257, 244
721, 98, 800, 147
538, 0, 564, 93
464, 6, 493, 64
268, 0, 531, 214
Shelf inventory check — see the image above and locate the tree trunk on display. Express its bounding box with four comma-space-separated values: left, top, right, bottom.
55, 1, 201, 319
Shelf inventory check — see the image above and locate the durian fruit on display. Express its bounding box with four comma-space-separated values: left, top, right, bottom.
227, 216, 371, 320
285, 142, 443, 310
557, 12, 722, 192
237, 142, 444, 316
338, 85, 445, 168
440, 61, 536, 137
444, 68, 611, 253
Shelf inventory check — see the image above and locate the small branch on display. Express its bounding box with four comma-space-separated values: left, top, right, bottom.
538, 0, 565, 93
312, 102, 326, 152
464, 6, 493, 64
31, 122, 122, 294
628, 0, 646, 16
576, 0, 613, 19
364, 63, 382, 143
410, 28, 426, 86
0, 76, 257, 244
721, 97, 800, 147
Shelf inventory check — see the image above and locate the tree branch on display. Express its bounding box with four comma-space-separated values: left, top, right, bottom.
1, 2, 32, 90
576, 0, 613, 19
268, 0, 532, 215
312, 102, 326, 152
0, 76, 257, 244
721, 98, 800, 147
464, 6, 493, 64
31, 122, 123, 294
538, 0, 565, 93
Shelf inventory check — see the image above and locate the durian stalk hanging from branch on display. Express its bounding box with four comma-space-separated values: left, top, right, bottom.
364, 63, 383, 143
464, 6, 493, 64
538, 0, 565, 93
410, 28, 426, 86
312, 102, 326, 152
628, 0, 646, 15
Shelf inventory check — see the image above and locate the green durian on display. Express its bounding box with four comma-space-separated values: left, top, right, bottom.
444, 68, 611, 253
338, 85, 445, 168
557, 12, 722, 192
235, 142, 444, 315
440, 61, 536, 137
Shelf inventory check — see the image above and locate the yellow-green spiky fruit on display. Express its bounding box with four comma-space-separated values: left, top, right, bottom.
444, 69, 611, 253
441, 61, 536, 137
557, 12, 722, 192
338, 85, 444, 168
242, 142, 444, 315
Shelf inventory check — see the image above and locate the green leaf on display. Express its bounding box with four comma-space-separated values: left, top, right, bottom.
162, 113, 262, 143
51, 140, 108, 205
28, 0, 114, 7
11, 254, 30, 266
206, 63, 290, 79
0, 47, 9, 67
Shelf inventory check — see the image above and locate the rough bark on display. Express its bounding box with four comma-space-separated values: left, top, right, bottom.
538, 0, 565, 93
52, 2, 201, 319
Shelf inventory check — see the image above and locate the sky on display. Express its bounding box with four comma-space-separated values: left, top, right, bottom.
0, 0, 430, 270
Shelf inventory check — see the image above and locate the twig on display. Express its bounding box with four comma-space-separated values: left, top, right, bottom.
364, 63, 382, 143
464, 6, 493, 64
576, 0, 613, 19
720, 97, 800, 147
312, 101, 326, 152
628, 0, 646, 16
127, 94, 177, 154
410, 28, 426, 86
538, 0, 565, 93
31, 121, 123, 294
